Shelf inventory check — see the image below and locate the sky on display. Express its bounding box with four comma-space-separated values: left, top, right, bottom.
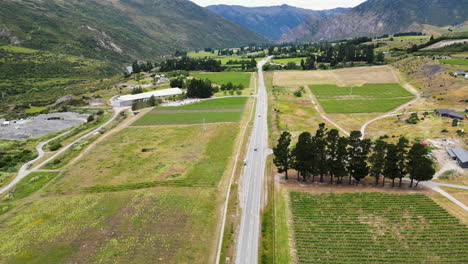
190, 0, 366, 10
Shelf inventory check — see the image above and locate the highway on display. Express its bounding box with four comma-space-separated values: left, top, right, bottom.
235, 57, 271, 264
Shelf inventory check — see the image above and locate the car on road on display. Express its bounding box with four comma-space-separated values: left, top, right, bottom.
254, 148, 258, 151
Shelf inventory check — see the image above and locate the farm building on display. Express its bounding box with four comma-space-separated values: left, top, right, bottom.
112, 88, 183, 107
126, 66, 133, 74
434, 109, 467, 120
447, 147, 468, 168
454, 72, 468, 78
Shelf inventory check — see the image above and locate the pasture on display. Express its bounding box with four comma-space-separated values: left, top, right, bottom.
272, 57, 307, 64
273, 66, 399, 87
440, 59, 468, 65
132, 97, 247, 126
289, 192, 468, 263
309, 83, 413, 99
161, 97, 248, 110
132, 111, 242, 125
309, 83, 414, 113
191, 72, 252, 88
318, 98, 414, 113
0, 188, 218, 264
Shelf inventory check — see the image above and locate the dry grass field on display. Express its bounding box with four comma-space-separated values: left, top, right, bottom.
273, 66, 399, 87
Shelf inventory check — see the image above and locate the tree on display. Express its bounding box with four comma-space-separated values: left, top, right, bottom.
384, 143, 400, 187
170, 77, 185, 88
347, 131, 370, 185
396, 137, 409, 187
315, 123, 328, 183
148, 95, 156, 107
334, 137, 349, 184
408, 143, 435, 187
376, 52, 385, 62
132, 61, 141, 74
273, 131, 292, 180
87, 114, 94, 122
369, 139, 386, 186
186, 79, 213, 98
326, 129, 339, 184
292, 132, 315, 182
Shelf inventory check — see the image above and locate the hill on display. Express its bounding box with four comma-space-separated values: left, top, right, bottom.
0, 0, 268, 62
280, 0, 468, 43
207, 4, 349, 40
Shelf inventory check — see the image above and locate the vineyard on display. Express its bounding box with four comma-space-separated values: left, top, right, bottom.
290, 192, 468, 263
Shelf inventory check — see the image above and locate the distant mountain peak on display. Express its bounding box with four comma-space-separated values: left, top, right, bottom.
207, 5, 349, 40
280, 0, 468, 43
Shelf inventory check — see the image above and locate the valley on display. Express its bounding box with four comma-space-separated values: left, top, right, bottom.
0, 0, 467, 263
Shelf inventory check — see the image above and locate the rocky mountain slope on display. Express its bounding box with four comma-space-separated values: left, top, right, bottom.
281, 0, 468, 43
0, 0, 268, 62
207, 4, 349, 40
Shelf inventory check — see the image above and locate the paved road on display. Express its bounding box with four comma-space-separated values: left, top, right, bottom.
0, 107, 125, 196
235, 57, 271, 264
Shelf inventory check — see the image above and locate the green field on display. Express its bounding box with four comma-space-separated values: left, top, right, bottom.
0, 188, 218, 264
440, 59, 468, 65
0, 45, 38, 53
187, 51, 217, 57
0, 122, 241, 263
191, 72, 252, 87
319, 98, 412, 113
376, 35, 432, 41
289, 192, 468, 263
309, 83, 414, 113
310, 83, 413, 99
272, 57, 307, 64
161, 97, 248, 110
132, 111, 242, 125
132, 97, 247, 126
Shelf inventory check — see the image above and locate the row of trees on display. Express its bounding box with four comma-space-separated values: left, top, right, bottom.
273, 124, 435, 188
186, 79, 214, 98
131, 61, 154, 74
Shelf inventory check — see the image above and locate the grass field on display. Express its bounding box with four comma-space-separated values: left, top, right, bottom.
273, 66, 399, 87
133, 97, 247, 126
309, 83, 414, 113
318, 98, 415, 113
191, 72, 252, 88
132, 112, 242, 125
0, 120, 241, 263
289, 192, 468, 263
161, 97, 248, 110
0, 188, 218, 264
310, 83, 413, 99
440, 59, 468, 65
376, 35, 432, 41
188, 51, 217, 57
272, 57, 307, 64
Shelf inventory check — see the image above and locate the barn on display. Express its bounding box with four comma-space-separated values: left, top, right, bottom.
112, 88, 183, 107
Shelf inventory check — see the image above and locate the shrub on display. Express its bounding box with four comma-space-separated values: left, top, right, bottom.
48, 141, 62, 151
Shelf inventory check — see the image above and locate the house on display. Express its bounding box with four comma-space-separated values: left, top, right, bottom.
434, 109, 467, 120
447, 147, 468, 168
1, 121, 10, 126
126, 66, 133, 74
454, 71, 468, 77
112, 88, 183, 107
159, 77, 170, 83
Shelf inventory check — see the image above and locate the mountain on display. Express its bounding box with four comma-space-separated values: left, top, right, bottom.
0, 0, 268, 62
207, 4, 349, 40
280, 0, 468, 43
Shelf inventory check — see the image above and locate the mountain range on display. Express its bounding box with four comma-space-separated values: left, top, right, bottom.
207, 4, 349, 40
0, 0, 268, 62
280, 0, 468, 43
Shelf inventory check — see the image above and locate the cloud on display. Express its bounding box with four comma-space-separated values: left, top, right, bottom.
191, 0, 366, 10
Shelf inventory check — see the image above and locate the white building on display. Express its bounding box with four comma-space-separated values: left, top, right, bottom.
112, 88, 183, 107
126, 66, 133, 74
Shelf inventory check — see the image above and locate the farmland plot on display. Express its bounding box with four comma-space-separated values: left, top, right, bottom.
309, 83, 414, 113
290, 192, 468, 263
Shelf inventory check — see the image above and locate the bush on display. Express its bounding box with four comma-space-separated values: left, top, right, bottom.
87, 115, 95, 122
48, 141, 62, 151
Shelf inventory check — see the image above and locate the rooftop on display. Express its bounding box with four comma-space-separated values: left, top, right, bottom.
451, 147, 468, 163
118, 88, 183, 102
